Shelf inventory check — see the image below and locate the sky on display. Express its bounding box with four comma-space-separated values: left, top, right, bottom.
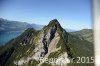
0, 0, 92, 30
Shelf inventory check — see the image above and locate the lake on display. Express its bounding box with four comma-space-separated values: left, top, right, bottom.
0, 32, 22, 46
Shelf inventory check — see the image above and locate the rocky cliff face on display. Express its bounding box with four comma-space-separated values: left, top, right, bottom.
0, 19, 94, 66
14, 19, 73, 66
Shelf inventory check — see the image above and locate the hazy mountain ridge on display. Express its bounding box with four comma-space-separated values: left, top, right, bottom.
0, 18, 43, 34
0, 18, 76, 34
65, 28, 76, 32
0, 19, 94, 66
70, 29, 93, 42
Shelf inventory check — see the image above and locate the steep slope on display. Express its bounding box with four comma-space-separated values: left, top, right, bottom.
0, 18, 44, 45
0, 28, 36, 66
0, 19, 94, 66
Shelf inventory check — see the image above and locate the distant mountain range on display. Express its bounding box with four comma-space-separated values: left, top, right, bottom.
0, 19, 94, 66
0, 18, 93, 45
70, 29, 93, 42
0, 18, 44, 34
0, 18, 76, 34
65, 28, 76, 32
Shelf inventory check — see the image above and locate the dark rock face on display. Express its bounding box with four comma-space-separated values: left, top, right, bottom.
0, 47, 15, 66
49, 25, 57, 41
20, 32, 33, 45
42, 34, 48, 55
41, 25, 57, 57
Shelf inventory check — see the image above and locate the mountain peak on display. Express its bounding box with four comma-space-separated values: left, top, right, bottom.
50, 19, 59, 23
48, 19, 60, 26
46, 19, 63, 33
43, 19, 63, 35
0, 19, 94, 66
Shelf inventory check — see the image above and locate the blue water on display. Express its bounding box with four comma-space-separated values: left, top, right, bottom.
0, 32, 22, 46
